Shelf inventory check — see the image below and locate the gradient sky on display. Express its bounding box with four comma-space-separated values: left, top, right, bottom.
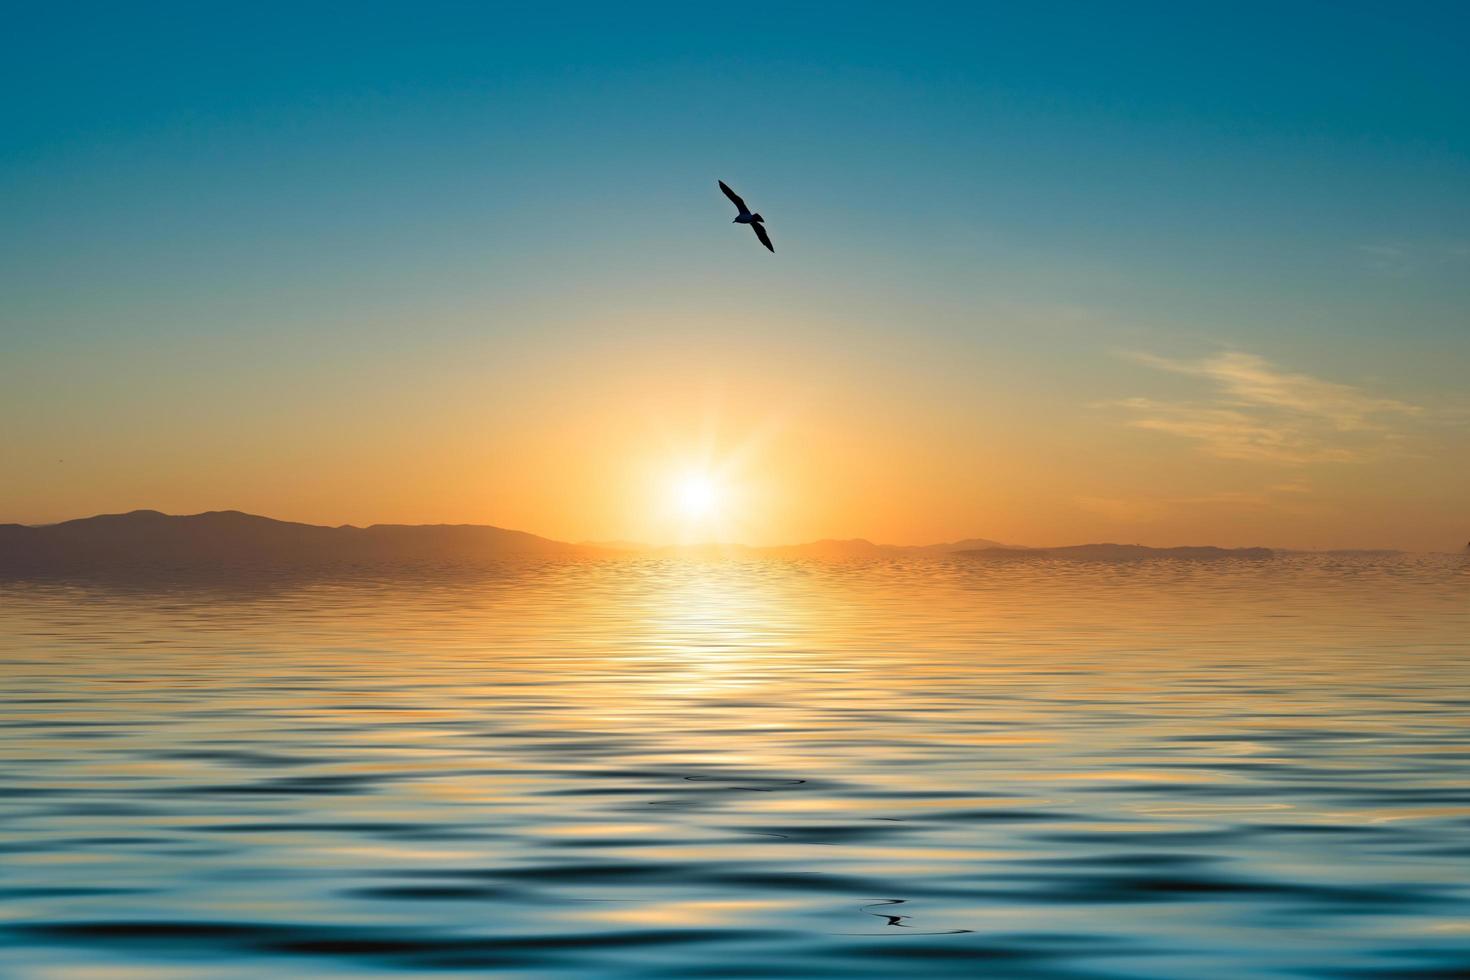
3, 2, 1468, 549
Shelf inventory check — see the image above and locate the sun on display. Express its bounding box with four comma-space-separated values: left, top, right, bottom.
673, 472, 722, 522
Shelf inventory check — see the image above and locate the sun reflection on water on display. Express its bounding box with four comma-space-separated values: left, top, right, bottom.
0, 556, 1468, 976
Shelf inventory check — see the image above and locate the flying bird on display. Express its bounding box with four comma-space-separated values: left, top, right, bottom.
719, 180, 773, 252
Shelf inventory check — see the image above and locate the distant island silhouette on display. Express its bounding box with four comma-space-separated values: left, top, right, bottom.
0, 510, 1295, 573
0, 510, 592, 570
960, 544, 1273, 561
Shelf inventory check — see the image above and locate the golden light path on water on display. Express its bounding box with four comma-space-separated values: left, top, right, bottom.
0, 555, 1468, 977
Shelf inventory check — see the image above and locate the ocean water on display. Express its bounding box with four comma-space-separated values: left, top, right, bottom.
1, 555, 1468, 978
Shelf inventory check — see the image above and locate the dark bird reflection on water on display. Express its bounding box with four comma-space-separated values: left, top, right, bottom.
1, 555, 1469, 977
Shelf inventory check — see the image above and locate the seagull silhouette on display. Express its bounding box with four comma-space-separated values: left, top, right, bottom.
719, 180, 773, 252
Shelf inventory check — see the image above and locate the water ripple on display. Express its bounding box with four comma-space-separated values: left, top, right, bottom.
1, 555, 1468, 977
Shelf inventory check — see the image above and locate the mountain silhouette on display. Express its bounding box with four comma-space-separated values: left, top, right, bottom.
0, 510, 597, 570
959, 543, 1273, 561
0, 510, 1276, 572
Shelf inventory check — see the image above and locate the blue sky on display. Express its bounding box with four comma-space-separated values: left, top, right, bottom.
2, 2, 1467, 547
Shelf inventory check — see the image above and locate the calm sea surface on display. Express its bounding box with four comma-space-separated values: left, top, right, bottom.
2, 556, 1468, 978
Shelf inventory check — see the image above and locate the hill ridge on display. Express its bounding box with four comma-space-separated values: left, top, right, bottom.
0, 510, 1284, 569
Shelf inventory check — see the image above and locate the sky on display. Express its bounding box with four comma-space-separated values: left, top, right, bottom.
2, 1, 1468, 549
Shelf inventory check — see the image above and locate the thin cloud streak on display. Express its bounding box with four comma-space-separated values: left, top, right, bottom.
1114, 350, 1423, 465
1126, 351, 1420, 431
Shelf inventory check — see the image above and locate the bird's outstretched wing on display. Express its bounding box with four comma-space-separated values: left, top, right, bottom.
718, 180, 748, 213
751, 222, 774, 252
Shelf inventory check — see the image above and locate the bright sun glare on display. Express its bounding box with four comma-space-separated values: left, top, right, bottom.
673, 472, 721, 522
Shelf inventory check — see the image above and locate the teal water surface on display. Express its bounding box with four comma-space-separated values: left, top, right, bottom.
1, 555, 1468, 978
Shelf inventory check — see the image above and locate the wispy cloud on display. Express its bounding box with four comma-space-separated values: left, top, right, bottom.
1358, 242, 1412, 276
1357, 241, 1470, 276
1126, 351, 1420, 430
1113, 350, 1421, 465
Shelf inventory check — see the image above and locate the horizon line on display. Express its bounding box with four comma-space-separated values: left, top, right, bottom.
2, 507, 1450, 555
